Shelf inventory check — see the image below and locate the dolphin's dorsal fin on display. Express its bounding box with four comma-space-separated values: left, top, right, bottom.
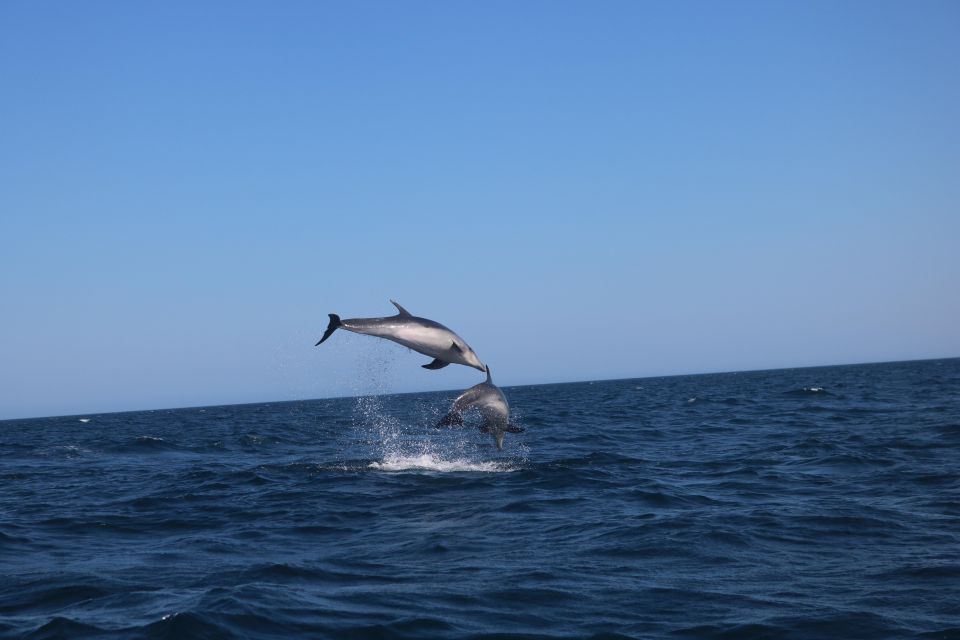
485, 365, 492, 384
450, 341, 463, 354
390, 299, 412, 316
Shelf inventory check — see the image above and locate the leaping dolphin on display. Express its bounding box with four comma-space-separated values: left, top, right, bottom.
436, 366, 523, 450
315, 300, 485, 372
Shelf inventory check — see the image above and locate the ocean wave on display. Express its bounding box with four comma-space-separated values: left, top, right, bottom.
870, 564, 960, 580
19, 616, 105, 639
780, 386, 832, 398
0, 529, 32, 546
109, 435, 184, 454
545, 452, 647, 468
0, 583, 114, 615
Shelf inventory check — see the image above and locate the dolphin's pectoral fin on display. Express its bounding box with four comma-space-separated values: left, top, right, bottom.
449, 341, 463, 354
437, 411, 464, 428
506, 424, 525, 433
315, 314, 342, 346
494, 432, 505, 451
390, 300, 412, 316
422, 358, 450, 370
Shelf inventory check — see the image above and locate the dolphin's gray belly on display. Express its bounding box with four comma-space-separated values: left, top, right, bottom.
389, 324, 458, 359
341, 319, 454, 360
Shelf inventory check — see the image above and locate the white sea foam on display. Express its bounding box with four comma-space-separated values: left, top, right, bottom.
369, 453, 516, 473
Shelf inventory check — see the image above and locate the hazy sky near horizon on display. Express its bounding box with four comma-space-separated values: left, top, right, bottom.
2, 1, 958, 419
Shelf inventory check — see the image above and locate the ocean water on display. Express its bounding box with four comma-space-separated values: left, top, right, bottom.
1, 358, 959, 639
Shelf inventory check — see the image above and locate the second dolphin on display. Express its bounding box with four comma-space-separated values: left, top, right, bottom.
436, 366, 523, 450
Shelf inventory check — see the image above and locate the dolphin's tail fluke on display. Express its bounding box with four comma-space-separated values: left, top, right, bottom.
315, 314, 341, 346
485, 365, 492, 384
436, 411, 464, 428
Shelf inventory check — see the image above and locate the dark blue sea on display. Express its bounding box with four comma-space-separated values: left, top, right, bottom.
2, 359, 959, 639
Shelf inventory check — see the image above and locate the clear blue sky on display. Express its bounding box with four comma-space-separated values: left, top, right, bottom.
1, 1, 958, 419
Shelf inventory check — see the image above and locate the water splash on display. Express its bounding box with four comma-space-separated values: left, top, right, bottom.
337, 338, 527, 471
347, 339, 404, 455
368, 453, 517, 473
355, 395, 525, 472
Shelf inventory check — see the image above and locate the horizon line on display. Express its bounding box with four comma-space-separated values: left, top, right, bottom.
2, 354, 957, 423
